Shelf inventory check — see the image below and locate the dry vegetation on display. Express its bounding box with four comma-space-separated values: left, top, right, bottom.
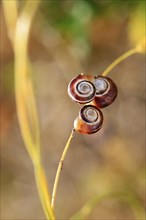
1, 1, 145, 219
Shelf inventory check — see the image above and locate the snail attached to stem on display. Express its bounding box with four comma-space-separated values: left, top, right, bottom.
74, 105, 103, 134
67, 74, 118, 134
52, 38, 146, 208
92, 76, 118, 108
68, 74, 96, 104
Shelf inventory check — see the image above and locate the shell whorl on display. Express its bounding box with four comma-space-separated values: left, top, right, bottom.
94, 77, 109, 95
68, 74, 118, 134
68, 74, 96, 104
74, 105, 103, 134
91, 76, 118, 108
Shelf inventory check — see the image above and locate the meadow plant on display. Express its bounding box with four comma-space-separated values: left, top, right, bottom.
2, 0, 145, 219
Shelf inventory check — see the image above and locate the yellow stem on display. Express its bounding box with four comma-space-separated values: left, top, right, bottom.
51, 129, 74, 208
34, 163, 55, 220
14, 0, 41, 172
102, 47, 138, 76
2, 0, 18, 43
8, 0, 55, 219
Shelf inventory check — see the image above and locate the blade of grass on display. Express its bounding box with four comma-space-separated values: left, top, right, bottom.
3, 0, 56, 219
2, 0, 18, 43
70, 191, 145, 220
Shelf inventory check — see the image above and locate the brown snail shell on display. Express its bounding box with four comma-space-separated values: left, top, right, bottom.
74, 105, 103, 134
68, 74, 96, 104
91, 76, 118, 108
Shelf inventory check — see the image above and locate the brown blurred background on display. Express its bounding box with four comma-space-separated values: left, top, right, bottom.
1, 0, 145, 219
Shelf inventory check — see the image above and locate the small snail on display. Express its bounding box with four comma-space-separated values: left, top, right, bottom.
91, 76, 118, 108
68, 74, 117, 135
74, 105, 103, 134
68, 74, 96, 104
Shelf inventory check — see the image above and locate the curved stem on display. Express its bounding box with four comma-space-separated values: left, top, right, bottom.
2, 0, 18, 44
102, 47, 138, 76
70, 191, 145, 220
12, 1, 55, 219
34, 162, 55, 220
51, 129, 74, 208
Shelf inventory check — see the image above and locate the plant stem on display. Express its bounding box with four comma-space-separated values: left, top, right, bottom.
34, 162, 55, 220
51, 129, 74, 208
102, 47, 138, 76
70, 191, 145, 220
2, 0, 18, 44
3, 0, 55, 219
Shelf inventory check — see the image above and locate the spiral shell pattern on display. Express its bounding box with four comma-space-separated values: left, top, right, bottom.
68, 74, 118, 134
74, 105, 103, 134
68, 74, 96, 104
92, 76, 118, 108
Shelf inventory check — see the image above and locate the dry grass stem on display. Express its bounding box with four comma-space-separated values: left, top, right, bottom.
51, 129, 74, 208
3, 0, 55, 219
102, 48, 138, 76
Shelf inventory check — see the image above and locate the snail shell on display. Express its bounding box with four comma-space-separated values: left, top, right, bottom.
68, 74, 96, 104
91, 76, 118, 108
74, 105, 103, 134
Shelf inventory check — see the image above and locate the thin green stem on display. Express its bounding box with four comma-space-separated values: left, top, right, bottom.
102, 48, 138, 76
51, 129, 74, 209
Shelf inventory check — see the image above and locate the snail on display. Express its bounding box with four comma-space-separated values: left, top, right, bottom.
68, 74, 117, 134
91, 76, 118, 108
74, 105, 103, 134
68, 74, 96, 104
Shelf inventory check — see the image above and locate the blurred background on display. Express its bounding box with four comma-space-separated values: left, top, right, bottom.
1, 0, 145, 219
